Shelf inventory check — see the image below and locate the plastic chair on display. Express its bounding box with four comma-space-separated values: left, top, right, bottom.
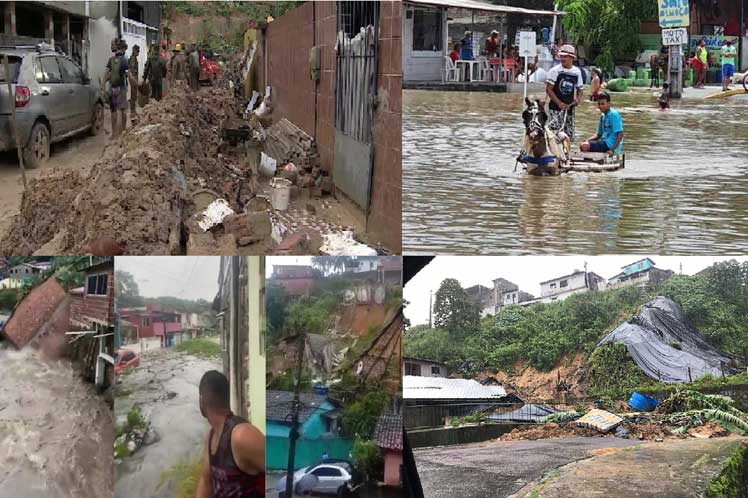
442, 56, 460, 82
477, 58, 493, 82
501, 58, 518, 83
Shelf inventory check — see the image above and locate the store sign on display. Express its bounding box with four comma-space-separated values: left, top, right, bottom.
690, 35, 739, 63
662, 28, 687, 46
659, 0, 689, 28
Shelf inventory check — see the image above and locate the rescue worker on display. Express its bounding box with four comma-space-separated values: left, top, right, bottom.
188, 43, 201, 91
170, 43, 187, 84
104, 39, 129, 139
128, 44, 140, 115
143, 43, 166, 101
160, 39, 170, 96
195, 371, 265, 498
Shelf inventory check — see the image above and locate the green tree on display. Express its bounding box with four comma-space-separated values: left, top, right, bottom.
557, 0, 658, 71
433, 278, 480, 339
342, 391, 390, 438
115, 270, 144, 308
266, 283, 289, 343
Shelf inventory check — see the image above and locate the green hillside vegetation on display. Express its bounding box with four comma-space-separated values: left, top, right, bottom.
404, 261, 748, 395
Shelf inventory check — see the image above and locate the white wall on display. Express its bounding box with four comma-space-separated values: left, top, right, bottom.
87, 17, 117, 88
403, 6, 448, 82
540, 272, 587, 298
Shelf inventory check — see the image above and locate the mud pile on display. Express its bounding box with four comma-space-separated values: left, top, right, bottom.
0, 82, 242, 255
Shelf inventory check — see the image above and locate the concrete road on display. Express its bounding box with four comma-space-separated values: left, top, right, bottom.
524, 436, 748, 498
413, 437, 641, 498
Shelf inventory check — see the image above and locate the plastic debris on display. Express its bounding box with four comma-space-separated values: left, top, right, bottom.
197, 199, 235, 232
576, 409, 623, 433
320, 231, 377, 256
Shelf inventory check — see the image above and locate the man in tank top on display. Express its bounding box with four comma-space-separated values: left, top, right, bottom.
195, 370, 265, 498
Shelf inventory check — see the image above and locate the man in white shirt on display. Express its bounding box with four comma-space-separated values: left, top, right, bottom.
545, 44, 584, 141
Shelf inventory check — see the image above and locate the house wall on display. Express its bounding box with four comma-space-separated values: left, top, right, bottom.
402, 4, 447, 81
405, 359, 447, 377
383, 450, 403, 486
540, 272, 587, 298
256, 1, 402, 252
71, 266, 114, 327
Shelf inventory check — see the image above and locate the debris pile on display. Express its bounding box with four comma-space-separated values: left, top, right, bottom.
499, 390, 748, 442
0, 75, 376, 255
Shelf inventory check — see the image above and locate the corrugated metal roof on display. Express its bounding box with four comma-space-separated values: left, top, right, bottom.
403, 376, 507, 399
405, 0, 565, 16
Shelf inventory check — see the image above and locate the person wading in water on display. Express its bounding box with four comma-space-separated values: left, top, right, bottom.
195, 370, 265, 498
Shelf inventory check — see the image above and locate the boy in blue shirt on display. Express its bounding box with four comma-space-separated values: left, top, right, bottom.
580, 92, 624, 156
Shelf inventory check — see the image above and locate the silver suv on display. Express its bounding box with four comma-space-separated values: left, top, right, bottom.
0, 44, 104, 169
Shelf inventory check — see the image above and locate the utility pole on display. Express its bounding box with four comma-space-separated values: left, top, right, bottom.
428, 291, 433, 328
285, 333, 305, 498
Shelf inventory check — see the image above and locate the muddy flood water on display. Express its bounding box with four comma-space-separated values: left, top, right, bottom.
403, 90, 748, 254
0, 347, 113, 498
114, 349, 220, 498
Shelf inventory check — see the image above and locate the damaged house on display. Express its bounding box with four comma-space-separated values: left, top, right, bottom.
251, 1, 402, 253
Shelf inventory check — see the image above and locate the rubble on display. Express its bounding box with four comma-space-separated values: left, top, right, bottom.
0, 72, 378, 255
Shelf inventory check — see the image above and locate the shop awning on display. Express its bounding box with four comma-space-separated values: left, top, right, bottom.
405, 0, 566, 16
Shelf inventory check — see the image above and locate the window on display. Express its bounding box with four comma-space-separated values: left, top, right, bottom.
0, 56, 21, 83
413, 9, 442, 52
38, 56, 62, 83
312, 467, 342, 477
431, 365, 441, 375
142, 317, 150, 326
87, 274, 108, 296
405, 362, 421, 376
58, 56, 83, 84
550, 283, 557, 289
122, 351, 135, 362
560, 279, 568, 288
338, 1, 378, 38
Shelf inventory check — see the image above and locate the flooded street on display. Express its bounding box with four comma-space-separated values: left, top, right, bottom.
114, 349, 220, 498
0, 347, 113, 498
403, 90, 748, 254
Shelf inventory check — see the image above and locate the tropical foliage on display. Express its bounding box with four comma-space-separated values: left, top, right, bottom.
557, 0, 657, 71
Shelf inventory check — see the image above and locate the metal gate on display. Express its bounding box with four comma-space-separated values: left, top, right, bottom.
334, 1, 380, 212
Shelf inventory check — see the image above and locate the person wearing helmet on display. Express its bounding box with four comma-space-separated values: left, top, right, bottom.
104, 38, 130, 139
545, 43, 584, 141
170, 43, 187, 83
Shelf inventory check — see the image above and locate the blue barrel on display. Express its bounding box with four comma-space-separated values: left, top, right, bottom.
314, 384, 329, 397
628, 392, 659, 412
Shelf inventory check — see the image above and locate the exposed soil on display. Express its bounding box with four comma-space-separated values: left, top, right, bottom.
485, 352, 588, 401
500, 423, 601, 441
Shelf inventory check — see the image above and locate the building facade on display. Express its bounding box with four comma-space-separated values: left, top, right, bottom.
268, 264, 317, 298
607, 258, 674, 290
404, 356, 448, 378
539, 270, 606, 303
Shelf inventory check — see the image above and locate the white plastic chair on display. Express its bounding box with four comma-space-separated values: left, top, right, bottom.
442, 56, 460, 82
478, 58, 493, 82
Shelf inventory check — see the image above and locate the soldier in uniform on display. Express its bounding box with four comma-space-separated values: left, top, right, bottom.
128, 44, 140, 114
143, 44, 166, 101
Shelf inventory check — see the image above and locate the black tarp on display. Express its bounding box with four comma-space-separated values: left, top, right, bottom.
597, 296, 738, 384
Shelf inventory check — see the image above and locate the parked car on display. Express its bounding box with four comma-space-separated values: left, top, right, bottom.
279, 461, 361, 497
0, 44, 104, 169
114, 349, 139, 375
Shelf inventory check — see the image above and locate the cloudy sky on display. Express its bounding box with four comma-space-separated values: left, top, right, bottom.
116, 256, 220, 301
404, 256, 748, 326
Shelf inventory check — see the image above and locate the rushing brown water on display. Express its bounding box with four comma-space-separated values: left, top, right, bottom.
0, 348, 113, 498
403, 89, 748, 254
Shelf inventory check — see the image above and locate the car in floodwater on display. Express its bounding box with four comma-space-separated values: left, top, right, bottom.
0, 43, 104, 169
278, 460, 362, 497
114, 349, 140, 375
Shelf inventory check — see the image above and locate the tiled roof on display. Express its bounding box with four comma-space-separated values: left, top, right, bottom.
403, 376, 507, 399
266, 390, 328, 424
374, 413, 403, 451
